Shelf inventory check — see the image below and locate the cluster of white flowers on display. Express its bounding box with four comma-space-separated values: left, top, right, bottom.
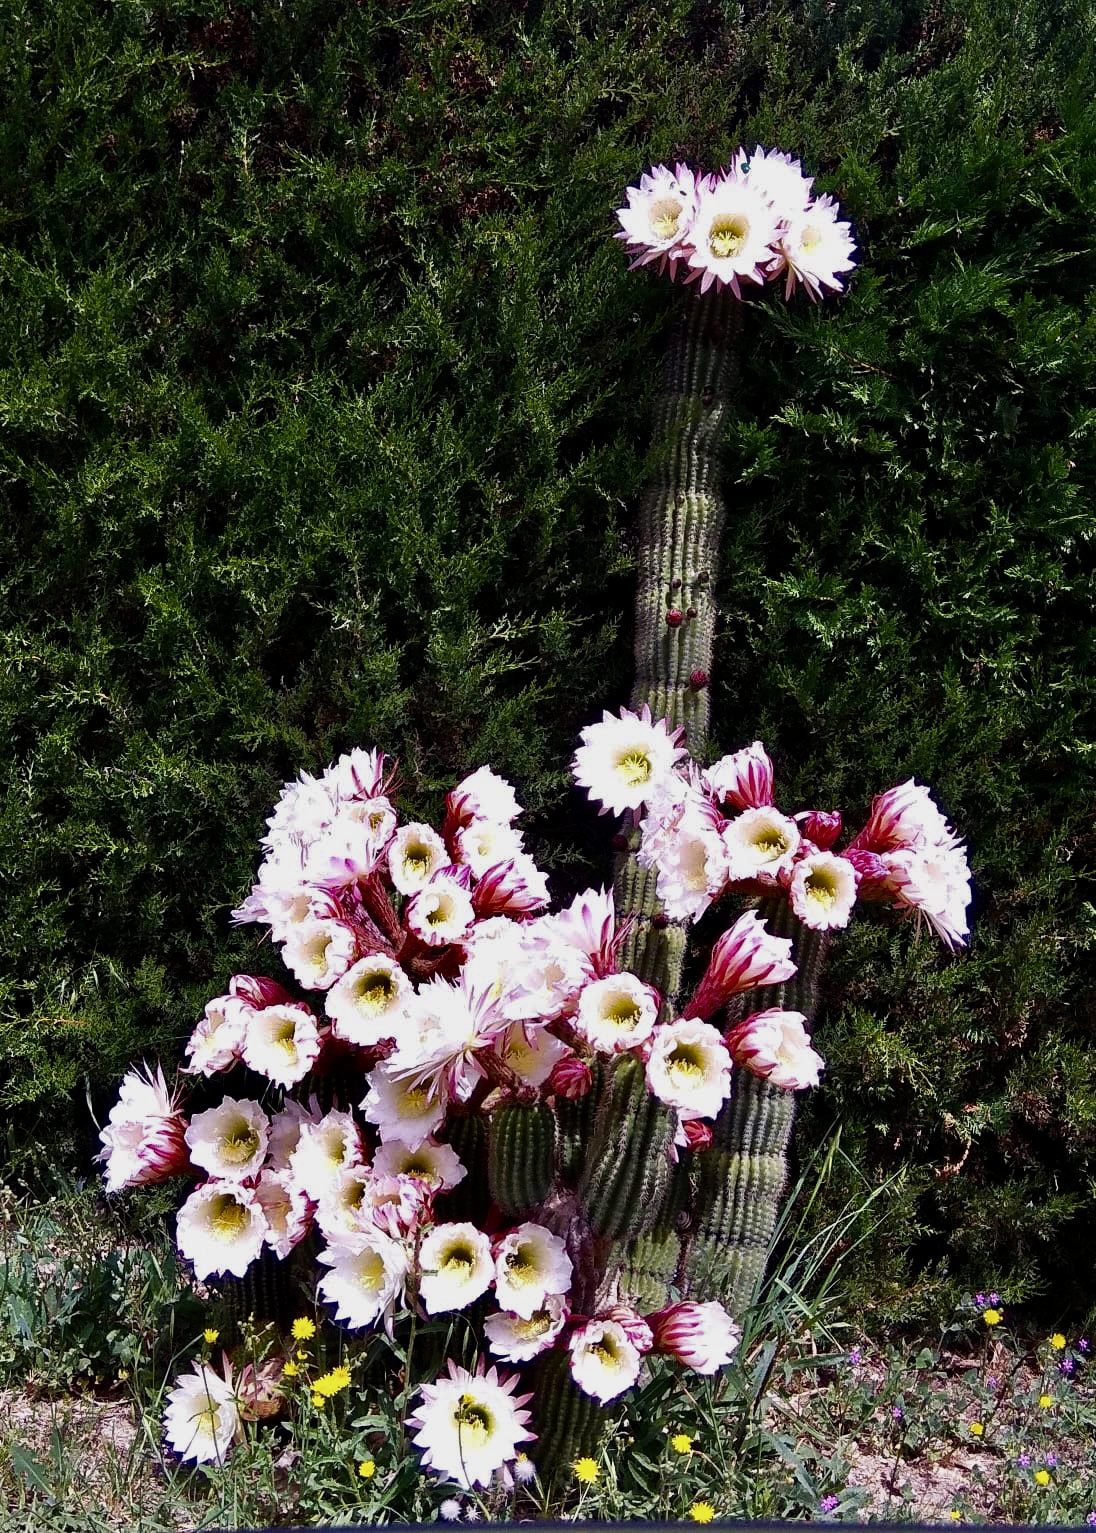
615, 150, 856, 301
106, 720, 968, 1478
103, 746, 760, 1479
573, 714, 970, 949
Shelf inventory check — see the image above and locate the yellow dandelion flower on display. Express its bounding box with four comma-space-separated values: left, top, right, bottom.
690, 1502, 716, 1523
1039, 1394, 1053, 1409
283, 1361, 299, 1378
671, 1432, 694, 1455
203, 1327, 219, 1345
949, 1512, 962, 1523
359, 1460, 376, 1479
313, 1365, 352, 1397
573, 1457, 599, 1484
969, 1422, 984, 1437
1050, 1333, 1066, 1351
982, 1308, 1002, 1327
1035, 1469, 1051, 1487
297, 1349, 308, 1361
292, 1317, 316, 1342
311, 1392, 325, 1407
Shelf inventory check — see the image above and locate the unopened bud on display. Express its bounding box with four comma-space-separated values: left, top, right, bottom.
611, 832, 630, 851
685, 606, 697, 619
666, 608, 683, 627
671, 577, 682, 590
682, 1118, 713, 1152
651, 911, 670, 929
689, 669, 709, 690
549, 1054, 593, 1100
797, 809, 842, 851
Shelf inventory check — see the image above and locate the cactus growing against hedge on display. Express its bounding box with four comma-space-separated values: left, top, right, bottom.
97, 154, 972, 1490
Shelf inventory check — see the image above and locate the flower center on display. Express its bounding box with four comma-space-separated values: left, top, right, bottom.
403, 846, 431, 877
516, 1310, 552, 1339
708, 213, 750, 260
222, 1125, 261, 1164
668, 1044, 704, 1080
403, 1085, 430, 1114
195, 1404, 221, 1436
616, 749, 653, 787
455, 1397, 492, 1447
649, 197, 682, 240
605, 997, 641, 1031
589, 1337, 621, 1365
805, 870, 838, 907
425, 896, 450, 927
800, 222, 822, 251
210, 1194, 249, 1238
752, 828, 789, 858
442, 1246, 476, 1277
357, 972, 395, 1010
355, 1250, 385, 1286
269, 1018, 298, 1058
506, 1248, 535, 1282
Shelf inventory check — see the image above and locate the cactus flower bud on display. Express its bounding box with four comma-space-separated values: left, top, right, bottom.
229, 974, 296, 1009
681, 1117, 713, 1151
682, 909, 796, 1021
796, 809, 842, 850
704, 740, 775, 811
723, 1007, 824, 1090
647, 1300, 741, 1374
689, 669, 709, 689
548, 1054, 593, 1100
666, 608, 684, 627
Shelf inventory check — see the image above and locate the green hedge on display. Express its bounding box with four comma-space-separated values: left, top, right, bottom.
1, 0, 1094, 1313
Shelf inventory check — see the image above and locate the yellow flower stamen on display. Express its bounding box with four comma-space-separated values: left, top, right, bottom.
573, 1456, 599, 1484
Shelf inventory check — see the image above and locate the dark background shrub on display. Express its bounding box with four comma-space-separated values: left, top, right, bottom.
1, 0, 1093, 1317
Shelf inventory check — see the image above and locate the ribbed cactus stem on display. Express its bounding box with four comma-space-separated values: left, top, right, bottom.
686, 898, 831, 1315
615, 289, 742, 1006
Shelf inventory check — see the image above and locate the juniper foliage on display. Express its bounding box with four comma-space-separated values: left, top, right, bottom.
1, 0, 1094, 1310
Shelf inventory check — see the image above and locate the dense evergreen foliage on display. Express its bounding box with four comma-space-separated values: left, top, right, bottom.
1, 0, 1093, 1313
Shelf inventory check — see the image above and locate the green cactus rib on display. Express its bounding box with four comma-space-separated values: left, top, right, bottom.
220, 1244, 307, 1339
556, 1086, 599, 1185
438, 1110, 491, 1224
528, 1347, 608, 1482
578, 1055, 676, 1238
614, 290, 741, 1014
686, 900, 831, 1314
488, 1101, 556, 1216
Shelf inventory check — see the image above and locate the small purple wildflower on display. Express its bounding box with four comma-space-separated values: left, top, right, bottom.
986, 1376, 999, 1391
988, 1292, 1000, 1305
1085, 1512, 1096, 1527
1061, 1357, 1076, 1376
1018, 1453, 1032, 1469
847, 1347, 862, 1366
974, 1293, 987, 1307
820, 1495, 840, 1513
1046, 1453, 1058, 1468
1079, 1337, 1090, 1353
891, 1406, 904, 1421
